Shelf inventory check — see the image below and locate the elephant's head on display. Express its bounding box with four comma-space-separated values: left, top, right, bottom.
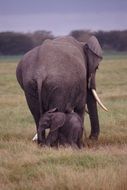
83, 36, 108, 139
45, 111, 66, 146
37, 108, 66, 144
46, 111, 83, 147
83, 36, 108, 111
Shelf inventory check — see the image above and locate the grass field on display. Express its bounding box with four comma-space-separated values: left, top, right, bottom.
0, 54, 127, 190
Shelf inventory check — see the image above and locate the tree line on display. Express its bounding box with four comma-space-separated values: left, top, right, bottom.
0, 30, 127, 55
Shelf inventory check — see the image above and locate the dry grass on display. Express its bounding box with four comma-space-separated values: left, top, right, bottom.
0, 54, 127, 190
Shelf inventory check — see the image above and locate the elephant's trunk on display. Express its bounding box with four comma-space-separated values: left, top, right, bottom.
87, 90, 100, 139
92, 89, 108, 112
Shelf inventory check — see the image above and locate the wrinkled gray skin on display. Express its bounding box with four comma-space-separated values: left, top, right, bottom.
38, 108, 83, 148
16, 36, 102, 144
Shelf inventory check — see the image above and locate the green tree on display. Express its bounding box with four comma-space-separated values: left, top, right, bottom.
0, 32, 34, 55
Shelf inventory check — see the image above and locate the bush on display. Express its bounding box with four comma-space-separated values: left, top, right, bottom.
0, 32, 34, 55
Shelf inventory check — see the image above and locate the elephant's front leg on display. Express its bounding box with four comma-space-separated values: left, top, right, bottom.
87, 90, 100, 140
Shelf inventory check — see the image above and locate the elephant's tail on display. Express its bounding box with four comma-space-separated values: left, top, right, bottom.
37, 77, 46, 115
37, 78, 46, 116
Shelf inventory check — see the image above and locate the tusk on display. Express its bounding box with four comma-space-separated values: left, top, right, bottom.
92, 89, 108, 112
32, 133, 38, 141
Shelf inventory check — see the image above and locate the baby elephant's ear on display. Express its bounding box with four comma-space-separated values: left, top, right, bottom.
50, 113, 66, 132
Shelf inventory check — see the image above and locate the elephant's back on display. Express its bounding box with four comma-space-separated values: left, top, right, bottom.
17, 37, 87, 99
18, 37, 86, 82
38, 37, 86, 80
39, 37, 85, 65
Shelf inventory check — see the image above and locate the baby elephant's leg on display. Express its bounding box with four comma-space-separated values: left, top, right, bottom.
46, 131, 58, 147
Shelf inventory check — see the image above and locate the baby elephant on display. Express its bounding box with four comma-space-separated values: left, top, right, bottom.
38, 109, 84, 148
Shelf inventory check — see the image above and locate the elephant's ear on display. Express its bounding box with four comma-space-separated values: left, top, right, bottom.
39, 108, 58, 129
50, 113, 66, 132
85, 36, 103, 59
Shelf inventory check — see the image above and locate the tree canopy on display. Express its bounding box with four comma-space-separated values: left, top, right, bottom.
0, 30, 127, 55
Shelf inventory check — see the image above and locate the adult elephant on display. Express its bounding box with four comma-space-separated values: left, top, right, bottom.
16, 35, 107, 144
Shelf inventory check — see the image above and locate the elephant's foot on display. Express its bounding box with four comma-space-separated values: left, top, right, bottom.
37, 137, 46, 146
89, 133, 99, 141
32, 133, 46, 146
32, 133, 46, 147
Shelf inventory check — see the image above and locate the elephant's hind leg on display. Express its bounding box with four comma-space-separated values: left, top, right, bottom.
25, 92, 40, 129
24, 91, 45, 143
